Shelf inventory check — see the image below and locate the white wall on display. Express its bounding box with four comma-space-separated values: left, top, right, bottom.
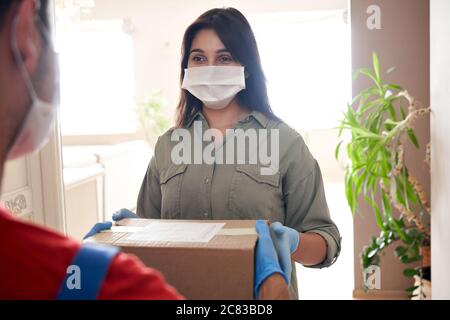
430, 0, 450, 300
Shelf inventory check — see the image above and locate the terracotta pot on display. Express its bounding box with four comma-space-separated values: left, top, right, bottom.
421, 246, 431, 268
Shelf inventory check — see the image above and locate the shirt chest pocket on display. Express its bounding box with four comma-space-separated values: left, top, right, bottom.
228, 164, 284, 221
159, 164, 187, 219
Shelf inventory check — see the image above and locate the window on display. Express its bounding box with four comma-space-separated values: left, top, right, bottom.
57, 20, 137, 135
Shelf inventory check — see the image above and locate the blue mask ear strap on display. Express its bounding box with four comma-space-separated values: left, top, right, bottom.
56, 243, 120, 300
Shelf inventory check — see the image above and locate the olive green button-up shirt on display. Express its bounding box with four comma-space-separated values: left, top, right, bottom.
137, 110, 341, 299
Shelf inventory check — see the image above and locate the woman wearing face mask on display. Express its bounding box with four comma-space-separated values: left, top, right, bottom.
134, 7, 342, 299
1, 0, 289, 300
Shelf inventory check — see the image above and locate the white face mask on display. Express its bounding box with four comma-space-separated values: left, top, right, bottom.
182, 66, 246, 110
7, 17, 59, 160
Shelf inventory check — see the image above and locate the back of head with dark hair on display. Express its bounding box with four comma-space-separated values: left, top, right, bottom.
175, 7, 276, 127
0, 1, 17, 25
0, 0, 48, 28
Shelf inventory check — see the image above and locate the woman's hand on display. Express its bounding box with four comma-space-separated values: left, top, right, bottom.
254, 220, 290, 299
270, 222, 328, 268
269, 222, 300, 283
112, 208, 138, 221
83, 208, 138, 240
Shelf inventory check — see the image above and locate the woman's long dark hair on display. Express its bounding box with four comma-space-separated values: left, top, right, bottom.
175, 7, 275, 127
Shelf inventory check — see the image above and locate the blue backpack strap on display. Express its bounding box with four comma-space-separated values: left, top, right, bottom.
56, 243, 120, 300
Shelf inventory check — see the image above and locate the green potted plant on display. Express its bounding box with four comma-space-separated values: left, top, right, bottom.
336, 53, 431, 299
136, 91, 171, 146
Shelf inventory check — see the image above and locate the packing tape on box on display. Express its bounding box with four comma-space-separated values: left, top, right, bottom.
107, 226, 144, 233
216, 228, 257, 236
103, 226, 256, 236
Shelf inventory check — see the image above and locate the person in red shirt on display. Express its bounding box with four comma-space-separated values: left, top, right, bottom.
0, 0, 290, 300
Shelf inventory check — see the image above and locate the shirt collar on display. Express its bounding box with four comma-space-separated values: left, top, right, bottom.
247, 111, 270, 128
186, 110, 205, 128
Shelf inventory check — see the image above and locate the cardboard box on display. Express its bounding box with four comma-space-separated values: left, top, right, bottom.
87, 219, 258, 299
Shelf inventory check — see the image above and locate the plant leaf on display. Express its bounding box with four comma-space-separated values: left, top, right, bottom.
405, 285, 420, 293
407, 128, 420, 148
372, 52, 381, 83
335, 140, 344, 160
365, 194, 386, 231
367, 248, 378, 258
395, 246, 407, 257
403, 268, 420, 277
387, 66, 396, 74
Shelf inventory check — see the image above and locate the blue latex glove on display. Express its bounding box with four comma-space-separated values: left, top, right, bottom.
83, 221, 112, 240
269, 222, 300, 283
254, 220, 288, 299
112, 208, 138, 221
83, 209, 137, 240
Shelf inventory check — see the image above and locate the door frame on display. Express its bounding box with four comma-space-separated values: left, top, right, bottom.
37, 0, 66, 233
